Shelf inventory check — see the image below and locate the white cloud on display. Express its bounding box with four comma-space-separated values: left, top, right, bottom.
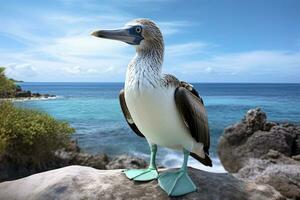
38, 34, 130, 58
63, 66, 103, 75
166, 42, 209, 57
159, 21, 195, 35
5, 63, 37, 80
204, 67, 214, 74
63, 66, 82, 75
171, 50, 300, 82
0, 11, 136, 81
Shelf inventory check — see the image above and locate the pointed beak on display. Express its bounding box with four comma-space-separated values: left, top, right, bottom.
91, 28, 143, 45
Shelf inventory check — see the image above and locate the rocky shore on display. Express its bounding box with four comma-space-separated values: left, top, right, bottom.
0, 140, 147, 182
0, 108, 299, 199
218, 108, 300, 199
0, 84, 56, 100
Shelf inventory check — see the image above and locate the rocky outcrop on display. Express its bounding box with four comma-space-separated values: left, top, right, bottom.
0, 140, 148, 182
218, 108, 300, 199
105, 154, 147, 169
55, 150, 147, 170
14, 90, 56, 99
0, 165, 284, 200
0, 84, 56, 99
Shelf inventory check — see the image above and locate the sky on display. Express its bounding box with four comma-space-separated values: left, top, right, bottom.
0, 0, 300, 82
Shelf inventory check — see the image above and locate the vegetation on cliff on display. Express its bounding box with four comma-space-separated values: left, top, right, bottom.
0, 67, 55, 99
0, 67, 18, 98
0, 101, 74, 167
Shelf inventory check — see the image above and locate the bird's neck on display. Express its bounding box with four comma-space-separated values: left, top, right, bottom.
125, 46, 164, 91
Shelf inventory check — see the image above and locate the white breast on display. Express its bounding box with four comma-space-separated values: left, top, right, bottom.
124, 86, 196, 151
123, 52, 201, 153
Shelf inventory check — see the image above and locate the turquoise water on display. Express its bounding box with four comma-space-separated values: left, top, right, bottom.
17, 83, 300, 172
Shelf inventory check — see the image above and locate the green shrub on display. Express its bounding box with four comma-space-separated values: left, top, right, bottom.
0, 67, 17, 98
0, 101, 74, 166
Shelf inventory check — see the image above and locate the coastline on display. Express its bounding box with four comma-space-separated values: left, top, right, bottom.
13, 82, 300, 174
0, 96, 58, 102
1, 108, 298, 199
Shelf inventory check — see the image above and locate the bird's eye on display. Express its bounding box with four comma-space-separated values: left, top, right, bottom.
135, 27, 142, 33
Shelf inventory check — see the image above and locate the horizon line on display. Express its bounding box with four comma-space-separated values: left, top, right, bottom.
18, 81, 300, 84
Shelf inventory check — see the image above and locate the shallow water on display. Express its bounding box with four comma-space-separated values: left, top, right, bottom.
16, 83, 300, 172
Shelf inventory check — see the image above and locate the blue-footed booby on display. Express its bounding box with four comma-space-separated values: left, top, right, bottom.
92, 19, 212, 196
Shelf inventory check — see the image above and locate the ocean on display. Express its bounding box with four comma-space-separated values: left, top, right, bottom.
16, 83, 300, 172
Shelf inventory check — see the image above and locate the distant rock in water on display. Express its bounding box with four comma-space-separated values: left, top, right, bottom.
0, 84, 55, 99
14, 89, 55, 99
218, 108, 300, 199
0, 166, 283, 200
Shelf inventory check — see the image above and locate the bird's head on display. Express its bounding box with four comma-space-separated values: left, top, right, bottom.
91, 19, 164, 53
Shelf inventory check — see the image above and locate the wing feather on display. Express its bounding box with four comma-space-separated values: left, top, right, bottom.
174, 87, 210, 154
119, 89, 144, 138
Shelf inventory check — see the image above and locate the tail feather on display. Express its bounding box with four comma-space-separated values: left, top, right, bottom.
190, 152, 212, 167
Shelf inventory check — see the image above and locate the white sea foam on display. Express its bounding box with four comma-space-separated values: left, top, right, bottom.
131, 148, 226, 173
0, 96, 62, 102
160, 149, 226, 173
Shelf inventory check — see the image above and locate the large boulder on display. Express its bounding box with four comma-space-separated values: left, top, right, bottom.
218, 108, 300, 199
0, 165, 283, 200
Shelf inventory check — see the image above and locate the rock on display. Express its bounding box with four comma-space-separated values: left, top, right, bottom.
263, 122, 277, 131
0, 140, 148, 182
55, 150, 109, 169
0, 165, 284, 200
15, 85, 22, 92
65, 139, 81, 152
32, 92, 41, 97
266, 149, 280, 159
15, 90, 31, 98
293, 127, 300, 155
106, 154, 148, 169
292, 155, 300, 161
236, 158, 300, 199
218, 108, 300, 173
55, 146, 148, 170
256, 165, 300, 199
4, 84, 57, 99
244, 108, 266, 132
218, 108, 300, 199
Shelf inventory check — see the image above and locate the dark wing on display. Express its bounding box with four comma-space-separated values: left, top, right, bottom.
174, 85, 212, 166
179, 81, 202, 103
119, 89, 144, 138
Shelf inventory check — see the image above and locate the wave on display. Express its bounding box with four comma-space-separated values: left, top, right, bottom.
0, 95, 63, 102
131, 149, 226, 173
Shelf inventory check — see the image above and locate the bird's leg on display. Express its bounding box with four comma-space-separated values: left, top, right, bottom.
148, 143, 157, 170
158, 149, 197, 196
123, 144, 158, 181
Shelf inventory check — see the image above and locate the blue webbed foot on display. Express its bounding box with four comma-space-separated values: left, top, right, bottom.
123, 167, 158, 181
158, 169, 197, 196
